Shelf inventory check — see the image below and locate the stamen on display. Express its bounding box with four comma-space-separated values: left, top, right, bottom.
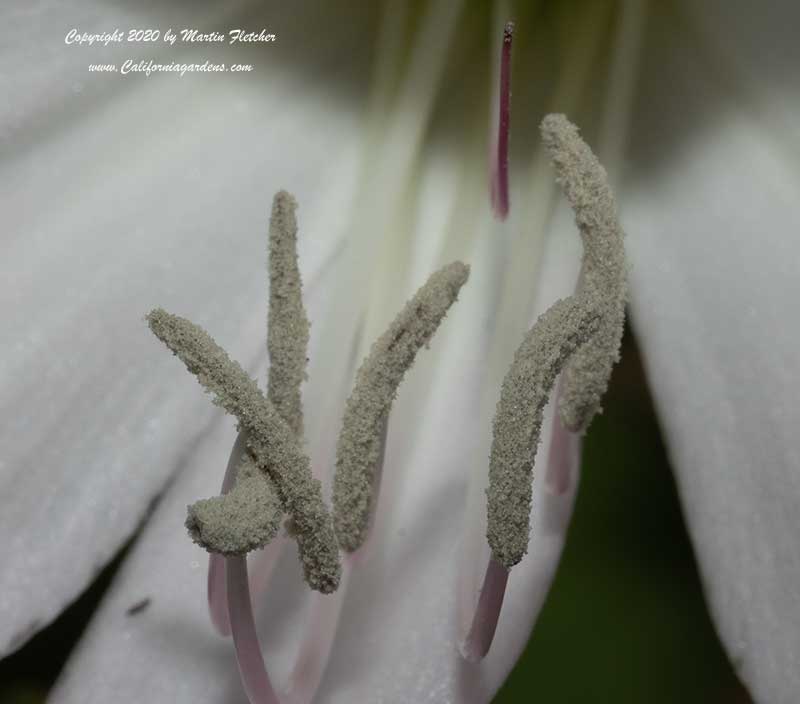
267, 191, 310, 438
147, 309, 341, 593
152, 189, 470, 702
490, 21, 514, 220
540, 114, 627, 432
462, 113, 628, 662
186, 453, 282, 555
487, 296, 600, 568
333, 262, 470, 552
208, 190, 310, 634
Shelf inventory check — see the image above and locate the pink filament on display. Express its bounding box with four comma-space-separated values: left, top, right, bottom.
283, 416, 389, 703
208, 554, 231, 636
224, 554, 354, 704
226, 556, 281, 704
283, 563, 352, 704
209, 529, 288, 639
248, 536, 289, 600
490, 21, 513, 220
545, 381, 581, 495
459, 558, 510, 663
220, 417, 390, 703
459, 384, 581, 661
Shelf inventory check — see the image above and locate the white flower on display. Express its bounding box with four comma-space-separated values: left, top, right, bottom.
1, 2, 798, 703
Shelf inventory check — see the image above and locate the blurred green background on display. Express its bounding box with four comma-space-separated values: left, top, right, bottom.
0, 326, 751, 703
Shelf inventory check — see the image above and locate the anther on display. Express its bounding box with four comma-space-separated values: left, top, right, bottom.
464, 114, 628, 662
540, 114, 627, 432
333, 262, 470, 552
146, 309, 341, 593
487, 295, 600, 567
267, 190, 310, 438
206, 190, 311, 631
186, 453, 282, 556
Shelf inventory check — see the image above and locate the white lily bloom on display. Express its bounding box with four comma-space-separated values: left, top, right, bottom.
1, 1, 798, 703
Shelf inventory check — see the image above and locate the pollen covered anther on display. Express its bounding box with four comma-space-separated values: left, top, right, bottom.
333, 262, 470, 553
487, 295, 600, 568
186, 453, 282, 556
267, 190, 310, 438
146, 308, 341, 594
149, 183, 474, 702
540, 113, 627, 432
464, 114, 628, 664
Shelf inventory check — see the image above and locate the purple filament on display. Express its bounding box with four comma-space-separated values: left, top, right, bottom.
491, 22, 513, 220
460, 558, 510, 663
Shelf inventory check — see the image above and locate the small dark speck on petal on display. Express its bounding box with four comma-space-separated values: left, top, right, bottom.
125, 598, 151, 616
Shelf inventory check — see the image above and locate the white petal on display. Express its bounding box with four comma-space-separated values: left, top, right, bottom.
1, 1, 246, 147
0, 2, 367, 654
624, 4, 800, 701
50, 140, 580, 702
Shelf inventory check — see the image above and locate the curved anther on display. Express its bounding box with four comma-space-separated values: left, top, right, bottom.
463, 113, 628, 663
147, 308, 341, 594
333, 261, 470, 553
187, 453, 282, 556
487, 295, 600, 568
540, 113, 627, 432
